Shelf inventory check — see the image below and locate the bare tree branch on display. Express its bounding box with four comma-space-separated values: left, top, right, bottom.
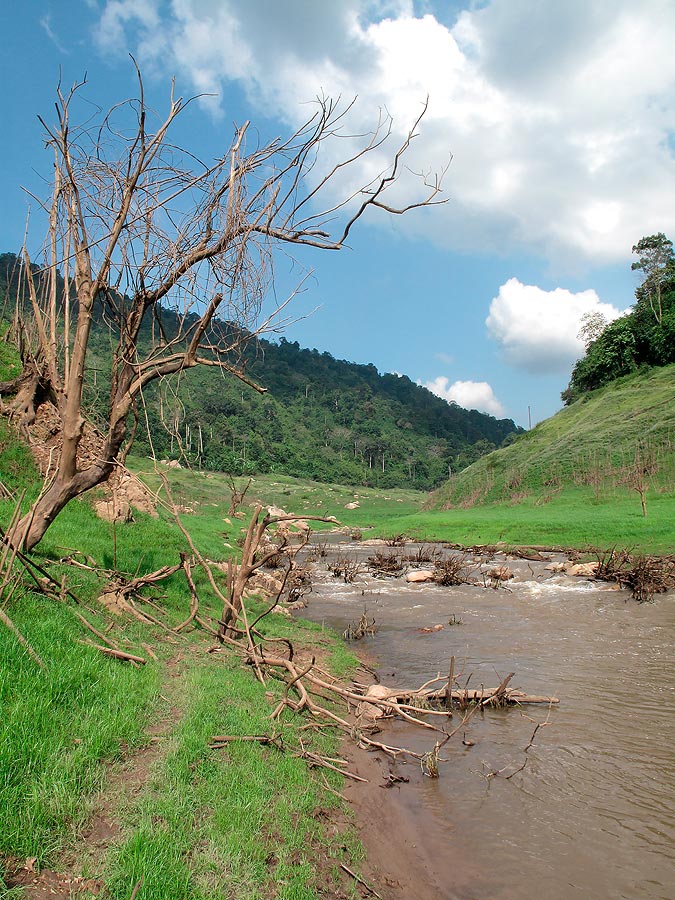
1, 73, 445, 550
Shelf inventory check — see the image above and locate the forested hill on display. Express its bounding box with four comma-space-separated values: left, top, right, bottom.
131, 336, 521, 490
563, 233, 675, 403
0, 251, 520, 490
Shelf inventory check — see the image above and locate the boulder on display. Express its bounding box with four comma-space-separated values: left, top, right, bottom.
356, 684, 392, 721
267, 505, 287, 518
345, 501, 360, 510
566, 562, 600, 577
488, 565, 514, 581
94, 498, 133, 524
405, 570, 435, 583
249, 572, 284, 596
545, 562, 566, 573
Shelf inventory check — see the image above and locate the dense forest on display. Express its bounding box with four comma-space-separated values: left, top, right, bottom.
0, 252, 520, 491
563, 234, 675, 403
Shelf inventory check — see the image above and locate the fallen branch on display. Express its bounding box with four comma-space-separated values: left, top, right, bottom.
70, 609, 120, 650
505, 704, 555, 779
339, 863, 383, 899
174, 553, 200, 632
78, 640, 147, 665
298, 747, 368, 783
210, 733, 284, 751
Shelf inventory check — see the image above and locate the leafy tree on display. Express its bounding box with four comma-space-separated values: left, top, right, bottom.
563, 233, 675, 404
564, 316, 637, 400
631, 233, 675, 324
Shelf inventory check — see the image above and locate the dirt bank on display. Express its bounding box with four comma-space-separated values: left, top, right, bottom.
342, 744, 446, 899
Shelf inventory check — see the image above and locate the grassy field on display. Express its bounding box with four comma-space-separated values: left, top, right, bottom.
1, 441, 362, 899
364, 487, 675, 554
430, 364, 675, 512
128, 454, 675, 555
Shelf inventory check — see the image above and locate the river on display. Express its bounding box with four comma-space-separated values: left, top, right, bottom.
298, 539, 675, 900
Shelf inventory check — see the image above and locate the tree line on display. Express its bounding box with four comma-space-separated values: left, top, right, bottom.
563, 234, 675, 403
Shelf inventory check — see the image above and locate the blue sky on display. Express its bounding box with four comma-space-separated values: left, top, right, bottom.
2, 1, 675, 427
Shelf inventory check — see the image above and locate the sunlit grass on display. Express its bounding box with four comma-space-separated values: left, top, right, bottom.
371, 486, 675, 553
1, 446, 362, 898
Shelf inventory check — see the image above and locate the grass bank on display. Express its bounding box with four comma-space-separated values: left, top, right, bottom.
430, 365, 675, 513
356, 486, 675, 554
1, 445, 362, 898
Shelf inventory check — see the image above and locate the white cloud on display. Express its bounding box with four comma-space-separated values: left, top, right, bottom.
40, 15, 69, 54
96, 0, 161, 52
486, 277, 627, 373
425, 376, 505, 417
94, 0, 675, 265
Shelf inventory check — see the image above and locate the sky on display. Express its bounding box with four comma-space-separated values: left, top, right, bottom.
2, 1, 675, 427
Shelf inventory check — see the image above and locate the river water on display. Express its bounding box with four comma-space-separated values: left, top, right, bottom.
298, 540, 675, 900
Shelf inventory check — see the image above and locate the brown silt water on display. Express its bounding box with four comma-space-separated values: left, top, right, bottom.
299, 540, 675, 900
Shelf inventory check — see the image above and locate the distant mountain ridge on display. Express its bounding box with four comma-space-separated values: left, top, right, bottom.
0, 250, 522, 490
126, 333, 522, 490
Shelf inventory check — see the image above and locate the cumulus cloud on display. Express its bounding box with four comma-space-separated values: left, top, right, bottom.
94, 0, 675, 264
486, 277, 627, 373
425, 376, 505, 417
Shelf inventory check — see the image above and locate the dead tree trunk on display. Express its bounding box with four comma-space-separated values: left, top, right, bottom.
1, 73, 443, 551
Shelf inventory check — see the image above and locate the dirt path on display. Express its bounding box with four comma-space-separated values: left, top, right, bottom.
5, 653, 187, 899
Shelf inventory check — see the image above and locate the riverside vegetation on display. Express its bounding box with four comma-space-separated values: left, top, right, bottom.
0, 423, 366, 899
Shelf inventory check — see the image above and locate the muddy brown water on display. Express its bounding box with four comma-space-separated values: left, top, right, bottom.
298, 540, 675, 900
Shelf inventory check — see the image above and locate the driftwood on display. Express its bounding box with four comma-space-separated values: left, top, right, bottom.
210, 733, 284, 751
373, 684, 559, 707
593, 546, 675, 602
97, 564, 183, 630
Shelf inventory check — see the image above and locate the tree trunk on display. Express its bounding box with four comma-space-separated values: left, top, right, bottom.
9, 461, 112, 551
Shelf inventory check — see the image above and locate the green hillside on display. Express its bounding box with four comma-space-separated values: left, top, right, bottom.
122, 338, 520, 491
0, 251, 521, 491
429, 364, 675, 510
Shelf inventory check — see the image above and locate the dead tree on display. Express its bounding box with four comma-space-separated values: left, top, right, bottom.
0, 69, 445, 550
226, 475, 252, 517
620, 441, 658, 517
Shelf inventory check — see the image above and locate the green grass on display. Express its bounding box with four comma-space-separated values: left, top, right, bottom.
128, 452, 674, 554
359, 485, 675, 553
430, 364, 675, 511
0, 583, 359, 897
0, 590, 160, 863
1, 445, 362, 898
105, 634, 358, 900
131, 459, 422, 520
